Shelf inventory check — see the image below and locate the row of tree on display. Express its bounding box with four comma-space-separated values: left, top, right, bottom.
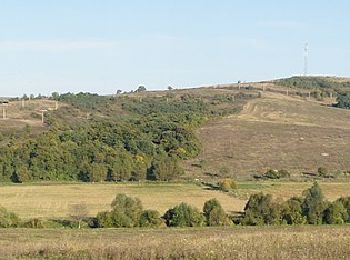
1, 182, 349, 229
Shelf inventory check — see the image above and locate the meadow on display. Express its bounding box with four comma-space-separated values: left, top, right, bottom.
1, 226, 349, 259
0, 181, 350, 220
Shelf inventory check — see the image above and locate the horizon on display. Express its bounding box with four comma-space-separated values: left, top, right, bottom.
1, 1, 350, 97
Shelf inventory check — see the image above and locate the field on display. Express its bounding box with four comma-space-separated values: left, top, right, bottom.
186, 91, 350, 178
1, 181, 350, 220
1, 226, 349, 259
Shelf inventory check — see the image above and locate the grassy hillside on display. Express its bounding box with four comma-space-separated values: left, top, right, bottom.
186, 90, 350, 178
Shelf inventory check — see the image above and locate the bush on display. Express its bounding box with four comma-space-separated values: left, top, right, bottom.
281, 197, 306, 225
323, 201, 346, 224
203, 199, 230, 226
0, 207, 20, 228
218, 179, 238, 191
241, 193, 281, 226
139, 210, 163, 228
317, 167, 329, 178
263, 169, 290, 179
21, 218, 44, 228
163, 202, 204, 227
97, 193, 143, 228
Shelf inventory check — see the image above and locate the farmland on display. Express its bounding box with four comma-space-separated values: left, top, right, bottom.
0, 181, 350, 220
1, 226, 349, 259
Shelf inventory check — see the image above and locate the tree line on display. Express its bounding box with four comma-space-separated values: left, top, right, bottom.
1, 182, 349, 229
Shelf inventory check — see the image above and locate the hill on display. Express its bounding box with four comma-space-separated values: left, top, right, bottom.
1, 76, 350, 182
185, 89, 350, 178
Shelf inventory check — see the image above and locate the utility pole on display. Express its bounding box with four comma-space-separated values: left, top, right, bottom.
39, 109, 47, 125
1, 103, 8, 120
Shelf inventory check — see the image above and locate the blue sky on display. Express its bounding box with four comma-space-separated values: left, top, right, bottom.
0, 1, 349, 97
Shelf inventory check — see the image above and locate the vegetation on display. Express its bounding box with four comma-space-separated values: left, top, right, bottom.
0, 91, 246, 183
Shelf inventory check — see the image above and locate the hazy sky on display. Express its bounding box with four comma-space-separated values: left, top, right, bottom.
0, 1, 349, 97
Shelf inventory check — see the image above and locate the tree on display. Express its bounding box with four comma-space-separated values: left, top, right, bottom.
203, 199, 229, 226
148, 156, 183, 181
336, 197, 350, 222
323, 201, 346, 224
68, 203, 89, 229
241, 193, 281, 226
163, 202, 204, 227
97, 194, 143, 228
136, 85, 147, 92
281, 197, 306, 224
51, 92, 60, 100
139, 210, 163, 228
302, 182, 326, 224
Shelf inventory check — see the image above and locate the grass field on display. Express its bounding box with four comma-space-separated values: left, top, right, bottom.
185, 91, 350, 178
1, 181, 350, 220
0, 182, 244, 219
1, 226, 349, 259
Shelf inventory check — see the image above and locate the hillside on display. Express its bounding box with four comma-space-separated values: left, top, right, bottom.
1, 76, 350, 182
185, 87, 350, 179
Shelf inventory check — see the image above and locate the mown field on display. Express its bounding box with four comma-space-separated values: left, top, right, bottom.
1, 181, 350, 220
1, 226, 349, 259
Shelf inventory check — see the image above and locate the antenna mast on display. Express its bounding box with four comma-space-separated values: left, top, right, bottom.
303, 42, 308, 76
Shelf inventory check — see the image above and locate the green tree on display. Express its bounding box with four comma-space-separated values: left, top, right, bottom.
281, 197, 306, 225
97, 194, 143, 228
323, 201, 346, 224
336, 197, 350, 222
203, 199, 229, 226
241, 193, 281, 226
302, 182, 326, 224
163, 202, 204, 227
139, 210, 163, 228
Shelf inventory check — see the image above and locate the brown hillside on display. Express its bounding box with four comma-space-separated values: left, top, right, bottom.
185, 91, 350, 179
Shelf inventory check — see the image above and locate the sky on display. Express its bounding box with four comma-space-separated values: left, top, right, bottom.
0, 0, 349, 97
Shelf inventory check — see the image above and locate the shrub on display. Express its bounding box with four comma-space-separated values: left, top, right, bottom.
203, 199, 230, 226
218, 179, 238, 191
21, 218, 44, 228
97, 193, 143, 228
263, 169, 290, 179
0, 207, 20, 228
241, 193, 281, 226
336, 197, 350, 222
281, 197, 306, 225
163, 202, 204, 227
323, 201, 346, 224
317, 167, 329, 178
139, 210, 163, 228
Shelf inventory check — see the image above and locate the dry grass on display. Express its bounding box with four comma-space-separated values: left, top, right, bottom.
0, 182, 244, 219
186, 91, 350, 178
0, 226, 349, 259
0, 181, 349, 220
